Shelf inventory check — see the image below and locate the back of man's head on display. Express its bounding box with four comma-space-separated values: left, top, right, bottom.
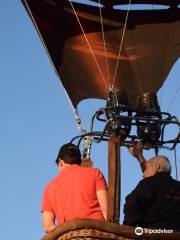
150, 155, 171, 174
56, 143, 81, 165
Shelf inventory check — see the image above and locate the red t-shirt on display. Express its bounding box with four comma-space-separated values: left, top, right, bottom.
41, 164, 107, 224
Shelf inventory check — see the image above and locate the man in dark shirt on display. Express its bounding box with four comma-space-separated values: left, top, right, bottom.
123, 142, 180, 231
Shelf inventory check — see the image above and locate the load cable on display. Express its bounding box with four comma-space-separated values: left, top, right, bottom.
98, 0, 110, 85
112, 0, 132, 88
69, 0, 109, 90
68, 0, 113, 155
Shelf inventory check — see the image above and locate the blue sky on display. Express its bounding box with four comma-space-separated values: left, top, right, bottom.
0, 1, 179, 239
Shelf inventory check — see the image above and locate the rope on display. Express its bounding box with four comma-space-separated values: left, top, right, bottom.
112, 0, 132, 88
98, 0, 110, 86
69, 0, 109, 90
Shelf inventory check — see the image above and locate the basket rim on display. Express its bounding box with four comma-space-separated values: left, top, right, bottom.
41, 218, 180, 240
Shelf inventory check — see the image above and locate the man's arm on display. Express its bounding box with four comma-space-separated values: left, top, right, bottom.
42, 211, 56, 233
123, 179, 154, 226
128, 142, 147, 172
96, 189, 107, 220
95, 169, 108, 220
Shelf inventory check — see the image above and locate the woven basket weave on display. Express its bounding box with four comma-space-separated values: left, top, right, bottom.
41, 219, 180, 240
57, 228, 133, 240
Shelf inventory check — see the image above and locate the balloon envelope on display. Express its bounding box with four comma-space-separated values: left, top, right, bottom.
22, 0, 180, 108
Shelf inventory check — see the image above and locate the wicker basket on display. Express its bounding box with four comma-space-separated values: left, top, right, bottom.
57, 228, 132, 240
41, 219, 180, 240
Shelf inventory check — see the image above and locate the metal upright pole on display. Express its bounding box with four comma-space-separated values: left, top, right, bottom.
107, 135, 121, 223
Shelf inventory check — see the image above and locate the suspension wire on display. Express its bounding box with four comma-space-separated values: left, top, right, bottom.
69, 0, 109, 90
73, 108, 88, 152
112, 0, 132, 88
23, 1, 84, 136
98, 0, 110, 86
73, 107, 91, 156
61, 93, 87, 139
68, 0, 111, 156
174, 148, 178, 180
73, 108, 86, 135
167, 85, 180, 112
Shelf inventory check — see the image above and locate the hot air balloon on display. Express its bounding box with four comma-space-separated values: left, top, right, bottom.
22, 0, 180, 239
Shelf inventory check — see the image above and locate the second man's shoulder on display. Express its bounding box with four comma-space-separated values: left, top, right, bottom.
81, 167, 106, 181
87, 167, 104, 175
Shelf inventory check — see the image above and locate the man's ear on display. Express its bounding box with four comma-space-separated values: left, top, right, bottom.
59, 159, 65, 167
57, 159, 63, 171
155, 163, 161, 172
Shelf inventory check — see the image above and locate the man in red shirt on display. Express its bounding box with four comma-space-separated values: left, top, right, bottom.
41, 143, 107, 233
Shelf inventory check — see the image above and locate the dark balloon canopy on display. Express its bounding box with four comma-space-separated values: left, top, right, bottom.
22, 0, 180, 108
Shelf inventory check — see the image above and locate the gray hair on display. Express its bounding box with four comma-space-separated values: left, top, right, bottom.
149, 155, 171, 174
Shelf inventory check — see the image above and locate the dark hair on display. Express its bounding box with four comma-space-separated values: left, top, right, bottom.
55, 143, 81, 165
